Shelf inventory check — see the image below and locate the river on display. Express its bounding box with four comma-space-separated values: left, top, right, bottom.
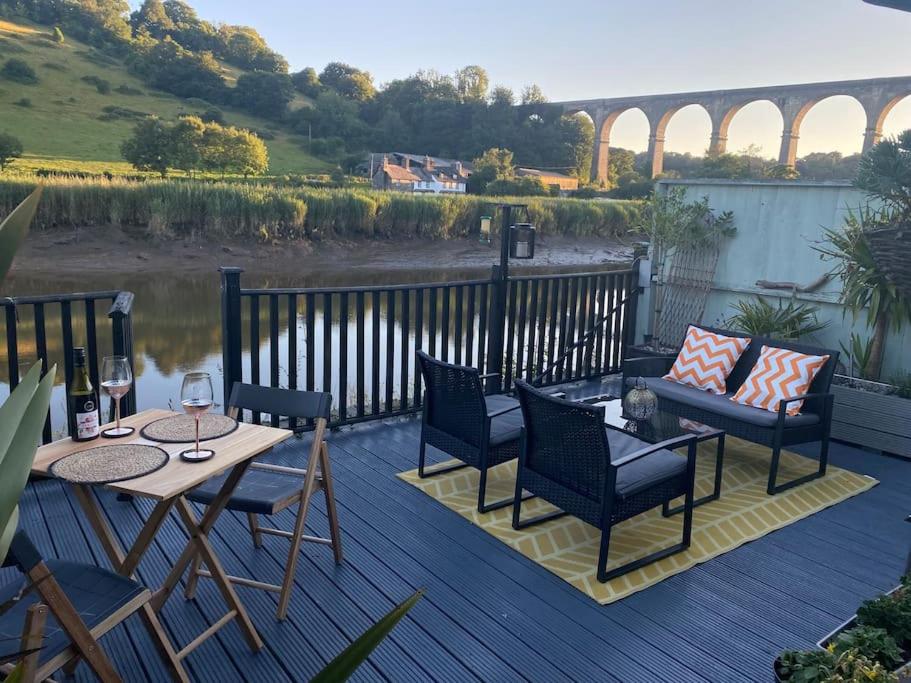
3, 251, 628, 437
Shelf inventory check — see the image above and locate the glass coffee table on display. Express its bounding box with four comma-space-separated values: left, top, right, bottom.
581, 396, 726, 515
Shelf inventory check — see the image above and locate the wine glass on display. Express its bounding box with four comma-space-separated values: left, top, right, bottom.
101, 355, 134, 438
180, 372, 214, 462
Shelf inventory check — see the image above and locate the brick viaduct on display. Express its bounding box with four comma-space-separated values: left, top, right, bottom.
553, 76, 911, 181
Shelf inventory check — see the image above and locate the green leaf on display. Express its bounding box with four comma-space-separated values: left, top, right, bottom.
3, 662, 23, 683
310, 589, 424, 683
0, 186, 42, 284
0, 363, 55, 565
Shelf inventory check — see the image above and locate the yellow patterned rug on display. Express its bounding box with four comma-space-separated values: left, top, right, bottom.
398, 437, 877, 604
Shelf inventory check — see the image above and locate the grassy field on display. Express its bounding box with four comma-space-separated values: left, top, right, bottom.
0, 18, 329, 175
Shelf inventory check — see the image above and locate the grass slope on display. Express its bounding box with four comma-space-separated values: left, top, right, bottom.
0, 18, 329, 175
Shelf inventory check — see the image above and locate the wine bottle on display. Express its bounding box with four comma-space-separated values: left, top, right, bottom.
68, 347, 100, 441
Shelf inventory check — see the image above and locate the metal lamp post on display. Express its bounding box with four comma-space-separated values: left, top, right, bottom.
484, 203, 536, 393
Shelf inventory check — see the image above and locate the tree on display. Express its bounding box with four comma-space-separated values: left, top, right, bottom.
700, 151, 750, 179
455, 65, 488, 102
489, 85, 514, 107
130, 37, 226, 102
208, 124, 269, 176
52, 26, 65, 44
470, 147, 514, 194
485, 175, 549, 196
170, 115, 205, 175
1, 58, 38, 85
520, 84, 548, 105
121, 117, 173, 177
130, 0, 175, 39
233, 72, 294, 119
0, 133, 23, 172
319, 62, 375, 101
291, 67, 321, 97
608, 147, 636, 185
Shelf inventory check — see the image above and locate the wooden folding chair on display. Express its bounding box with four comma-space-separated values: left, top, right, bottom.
184, 383, 343, 620
0, 530, 187, 682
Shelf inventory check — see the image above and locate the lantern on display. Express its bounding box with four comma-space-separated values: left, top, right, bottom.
509, 223, 536, 259
623, 377, 658, 420
479, 215, 492, 244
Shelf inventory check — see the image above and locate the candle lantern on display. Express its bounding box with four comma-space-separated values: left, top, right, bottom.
479, 215, 492, 244
509, 223, 536, 259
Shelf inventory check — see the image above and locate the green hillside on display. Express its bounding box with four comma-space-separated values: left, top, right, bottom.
0, 18, 329, 175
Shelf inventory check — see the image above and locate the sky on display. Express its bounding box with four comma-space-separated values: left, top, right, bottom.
183, 0, 911, 158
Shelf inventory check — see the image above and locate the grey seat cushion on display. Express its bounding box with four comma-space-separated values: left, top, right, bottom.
485, 394, 523, 447
188, 469, 302, 515
646, 377, 820, 428
606, 428, 687, 499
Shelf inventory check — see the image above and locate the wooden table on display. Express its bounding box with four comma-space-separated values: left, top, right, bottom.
31, 409, 292, 681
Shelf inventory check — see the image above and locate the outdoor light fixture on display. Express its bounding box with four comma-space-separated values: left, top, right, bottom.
479, 215, 492, 244
509, 223, 536, 259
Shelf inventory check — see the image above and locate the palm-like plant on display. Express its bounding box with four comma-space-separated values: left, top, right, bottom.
725, 295, 828, 340
817, 208, 911, 381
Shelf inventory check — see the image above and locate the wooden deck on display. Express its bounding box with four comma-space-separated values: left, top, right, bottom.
8, 412, 911, 682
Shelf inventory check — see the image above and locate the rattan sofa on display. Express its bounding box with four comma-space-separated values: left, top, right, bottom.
622, 325, 839, 495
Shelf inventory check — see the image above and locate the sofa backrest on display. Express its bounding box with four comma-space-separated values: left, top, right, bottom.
695, 324, 840, 413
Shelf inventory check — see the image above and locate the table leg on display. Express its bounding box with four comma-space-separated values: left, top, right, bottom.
663, 433, 726, 517
153, 459, 253, 608
175, 496, 264, 651
70, 485, 188, 683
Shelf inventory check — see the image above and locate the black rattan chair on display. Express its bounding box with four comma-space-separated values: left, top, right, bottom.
416, 351, 531, 514
185, 383, 342, 621
512, 381, 698, 582
0, 530, 186, 682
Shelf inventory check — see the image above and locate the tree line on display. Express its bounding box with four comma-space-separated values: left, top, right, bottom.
120, 116, 268, 177
0, 0, 594, 182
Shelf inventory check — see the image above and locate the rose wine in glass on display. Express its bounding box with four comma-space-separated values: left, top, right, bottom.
180, 372, 214, 462
101, 355, 134, 438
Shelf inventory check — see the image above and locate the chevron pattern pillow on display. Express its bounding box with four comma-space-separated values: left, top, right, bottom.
731, 345, 830, 416
663, 326, 751, 394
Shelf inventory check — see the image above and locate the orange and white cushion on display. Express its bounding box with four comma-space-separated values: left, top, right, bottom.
731, 345, 829, 416
663, 326, 751, 395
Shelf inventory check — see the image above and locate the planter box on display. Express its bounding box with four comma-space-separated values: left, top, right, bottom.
831, 377, 911, 458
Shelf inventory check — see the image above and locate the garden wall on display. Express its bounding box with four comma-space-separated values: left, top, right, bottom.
635, 179, 911, 380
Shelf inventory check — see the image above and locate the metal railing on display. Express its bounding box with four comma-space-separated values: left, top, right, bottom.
1, 290, 136, 443
221, 265, 638, 429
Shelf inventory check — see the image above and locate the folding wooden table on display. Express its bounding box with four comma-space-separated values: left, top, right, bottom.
31, 409, 292, 681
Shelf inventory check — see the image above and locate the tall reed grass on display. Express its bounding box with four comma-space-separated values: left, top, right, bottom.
0, 177, 641, 240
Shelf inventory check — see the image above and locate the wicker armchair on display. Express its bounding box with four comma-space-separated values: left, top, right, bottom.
416, 351, 531, 513
513, 381, 698, 582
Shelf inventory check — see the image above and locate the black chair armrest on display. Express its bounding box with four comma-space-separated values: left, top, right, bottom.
775, 392, 834, 424
621, 355, 677, 380
611, 433, 698, 468
487, 403, 521, 418
479, 372, 500, 381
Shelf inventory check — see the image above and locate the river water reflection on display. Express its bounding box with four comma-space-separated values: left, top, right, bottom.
3, 263, 599, 437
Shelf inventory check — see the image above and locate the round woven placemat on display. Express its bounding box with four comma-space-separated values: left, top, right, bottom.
140, 413, 238, 443
50, 444, 169, 484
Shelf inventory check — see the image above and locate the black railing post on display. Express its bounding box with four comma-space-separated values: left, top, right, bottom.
486, 264, 507, 394
623, 274, 641, 354
220, 267, 244, 411
108, 291, 137, 416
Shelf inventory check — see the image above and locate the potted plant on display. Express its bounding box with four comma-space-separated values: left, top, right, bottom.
774, 579, 911, 682
815, 131, 911, 458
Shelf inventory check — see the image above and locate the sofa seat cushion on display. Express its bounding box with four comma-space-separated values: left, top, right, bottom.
605, 428, 687, 499
485, 394, 524, 447
646, 377, 820, 429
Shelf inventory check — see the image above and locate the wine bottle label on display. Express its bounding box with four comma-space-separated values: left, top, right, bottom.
74, 396, 100, 439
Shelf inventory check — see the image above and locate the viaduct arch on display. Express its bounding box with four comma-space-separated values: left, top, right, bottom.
554, 76, 911, 181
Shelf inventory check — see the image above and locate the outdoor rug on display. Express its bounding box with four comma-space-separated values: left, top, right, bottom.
398, 437, 877, 604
